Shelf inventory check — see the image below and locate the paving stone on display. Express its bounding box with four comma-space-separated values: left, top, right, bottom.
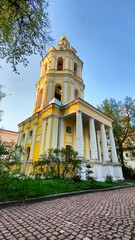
0, 187, 135, 240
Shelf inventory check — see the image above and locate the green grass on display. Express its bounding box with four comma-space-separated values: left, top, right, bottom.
0, 175, 132, 202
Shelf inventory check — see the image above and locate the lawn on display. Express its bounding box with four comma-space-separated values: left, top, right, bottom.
0, 174, 132, 202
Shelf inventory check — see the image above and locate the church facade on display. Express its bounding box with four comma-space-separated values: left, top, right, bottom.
17, 36, 124, 181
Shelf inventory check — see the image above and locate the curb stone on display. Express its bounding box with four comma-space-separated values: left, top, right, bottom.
0, 184, 135, 209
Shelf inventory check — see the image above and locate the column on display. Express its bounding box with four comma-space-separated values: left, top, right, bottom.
78, 66, 82, 78
100, 123, 110, 161
52, 55, 55, 69
97, 131, 102, 162
29, 123, 37, 159
16, 131, 22, 145
47, 78, 53, 103
64, 77, 68, 103
80, 91, 84, 99
71, 59, 73, 71
41, 83, 47, 108
85, 129, 90, 160
71, 83, 74, 101
22, 128, 29, 173
89, 118, 98, 160
76, 111, 84, 158
65, 56, 68, 69
45, 117, 52, 151
109, 127, 118, 162
52, 116, 59, 149
59, 118, 64, 149
39, 119, 46, 155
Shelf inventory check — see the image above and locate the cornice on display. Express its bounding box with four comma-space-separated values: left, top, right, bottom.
63, 98, 113, 122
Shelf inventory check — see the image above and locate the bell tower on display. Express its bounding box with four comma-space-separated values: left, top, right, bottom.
33, 36, 85, 114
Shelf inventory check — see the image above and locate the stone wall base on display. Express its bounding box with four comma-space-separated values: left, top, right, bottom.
81, 160, 124, 181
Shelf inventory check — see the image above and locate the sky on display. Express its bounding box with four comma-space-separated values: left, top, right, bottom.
1, 0, 135, 131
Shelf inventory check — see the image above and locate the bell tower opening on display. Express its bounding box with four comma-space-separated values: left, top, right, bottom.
57, 57, 63, 71
54, 84, 62, 101
75, 89, 79, 98
74, 62, 78, 75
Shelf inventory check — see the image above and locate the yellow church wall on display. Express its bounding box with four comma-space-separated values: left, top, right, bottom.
64, 120, 75, 148
33, 141, 40, 161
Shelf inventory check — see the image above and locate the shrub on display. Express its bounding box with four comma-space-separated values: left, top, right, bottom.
123, 165, 135, 180
105, 175, 113, 182
72, 175, 81, 182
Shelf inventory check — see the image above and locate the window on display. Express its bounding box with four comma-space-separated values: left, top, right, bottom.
74, 62, 78, 75
22, 133, 25, 140
26, 147, 30, 161
54, 84, 62, 101
57, 57, 63, 70
66, 126, 72, 134
75, 89, 79, 98
29, 130, 33, 137
45, 63, 47, 71
125, 153, 129, 157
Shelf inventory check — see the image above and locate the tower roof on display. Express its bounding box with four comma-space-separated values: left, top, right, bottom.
58, 36, 70, 50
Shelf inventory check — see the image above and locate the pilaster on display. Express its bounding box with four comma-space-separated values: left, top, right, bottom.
97, 131, 102, 162
45, 117, 52, 151
40, 119, 46, 155
52, 116, 59, 149
64, 77, 68, 104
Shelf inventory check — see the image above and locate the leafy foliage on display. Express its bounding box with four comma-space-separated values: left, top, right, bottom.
86, 163, 94, 181
0, 177, 129, 202
98, 97, 135, 170
0, 141, 24, 174
105, 175, 113, 183
0, 0, 53, 73
34, 146, 81, 179
122, 165, 135, 180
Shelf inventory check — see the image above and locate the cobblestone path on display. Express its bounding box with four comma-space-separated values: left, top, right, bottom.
0, 187, 135, 240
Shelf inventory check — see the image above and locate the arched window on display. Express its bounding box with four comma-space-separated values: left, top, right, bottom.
66, 126, 72, 134
26, 147, 30, 161
29, 130, 33, 137
75, 89, 79, 98
57, 57, 63, 70
74, 62, 78, 75
37, 89, 43, 108
54, 85, 62, 101
45, 63, 47, 73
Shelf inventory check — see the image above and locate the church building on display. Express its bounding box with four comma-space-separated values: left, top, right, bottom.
17, 36, 124, 181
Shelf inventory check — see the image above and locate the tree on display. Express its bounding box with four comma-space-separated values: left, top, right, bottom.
0, 141, 24, 174
34, 147, 81, 179
0, 0, 53, 73
98, 97, 135, 170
